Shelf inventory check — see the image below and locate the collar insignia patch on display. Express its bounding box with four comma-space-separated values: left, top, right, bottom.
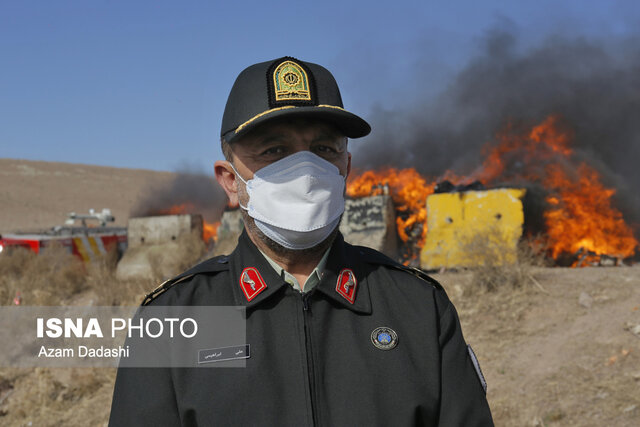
273, 60, 311, 102
240, 267, 267, 302
336, 268, 357, 304
371, 327, 398, 350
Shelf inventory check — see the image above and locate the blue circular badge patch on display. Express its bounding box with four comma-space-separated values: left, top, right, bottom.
371, 327, 398, 350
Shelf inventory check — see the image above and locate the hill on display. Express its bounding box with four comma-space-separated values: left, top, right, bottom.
0, 158, 177, 233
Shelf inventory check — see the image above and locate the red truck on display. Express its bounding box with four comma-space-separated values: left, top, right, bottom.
0, 209, 127, 262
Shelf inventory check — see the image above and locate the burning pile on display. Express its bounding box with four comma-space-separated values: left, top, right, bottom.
130, 171, 227, 245
153, 203, 220, 243
347, 169, 435, 261
347, 115, 639, 266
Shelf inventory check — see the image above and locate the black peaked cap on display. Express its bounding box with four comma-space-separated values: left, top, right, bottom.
221, 56, 371, 143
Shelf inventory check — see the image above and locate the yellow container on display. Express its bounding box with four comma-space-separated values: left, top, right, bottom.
420, 188, 526, 269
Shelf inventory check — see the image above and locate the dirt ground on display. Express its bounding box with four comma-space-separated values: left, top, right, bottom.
0, 265, 637, 426
1, 159, 639, 426
437, 266, 640, 426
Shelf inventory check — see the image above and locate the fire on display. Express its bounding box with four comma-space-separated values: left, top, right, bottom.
475, 115, 574, 183
347, 115, 638, 265
202, 221, 219, 243
483, 115, 638, 264
157, 203, 195, 216
155, 203, 220, 243
347, 168, 435, 245
543, 164, 637, 263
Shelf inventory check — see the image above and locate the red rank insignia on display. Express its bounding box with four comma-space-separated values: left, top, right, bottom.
336, 268, 357, 304
239, 267, 267, 302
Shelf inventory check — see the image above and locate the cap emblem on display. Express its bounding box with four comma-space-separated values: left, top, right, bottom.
240, 267, 267, 302
336, 268, 357, 304
273, 60, 311, 102
371, 327, 398, 350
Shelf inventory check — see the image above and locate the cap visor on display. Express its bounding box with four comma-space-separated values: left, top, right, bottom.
224, 106, 371, 143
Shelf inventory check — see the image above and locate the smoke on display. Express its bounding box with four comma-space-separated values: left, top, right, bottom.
353, 29, 640, 230
131, 169, 228, 223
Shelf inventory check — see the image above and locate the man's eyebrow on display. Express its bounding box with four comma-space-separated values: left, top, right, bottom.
256, 134, 287, 145
311, 132, 342, 142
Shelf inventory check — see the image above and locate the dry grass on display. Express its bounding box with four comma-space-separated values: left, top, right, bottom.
1, 242, 639, 425
0, 243, 86, 306
461, 229, 549, 292
0, 245, 118, 426
0, 232, 209, 426
0, 231, 207, 307
146, 230, 208, 283
0, 367, 116, 426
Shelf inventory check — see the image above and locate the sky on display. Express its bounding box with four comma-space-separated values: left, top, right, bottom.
1, 0, 638, 172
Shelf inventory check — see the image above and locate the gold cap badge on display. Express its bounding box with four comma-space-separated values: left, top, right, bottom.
272, 60, 311, 102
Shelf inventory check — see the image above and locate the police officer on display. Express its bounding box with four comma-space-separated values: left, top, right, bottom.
109, 56, 494, 426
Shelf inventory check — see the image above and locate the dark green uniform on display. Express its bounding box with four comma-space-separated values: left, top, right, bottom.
109, 231, 493, 426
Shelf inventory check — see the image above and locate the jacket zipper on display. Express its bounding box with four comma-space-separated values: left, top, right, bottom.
302, 293, 319, 426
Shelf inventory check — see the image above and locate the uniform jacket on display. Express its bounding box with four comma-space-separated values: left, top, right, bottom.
109, 231, 493, 427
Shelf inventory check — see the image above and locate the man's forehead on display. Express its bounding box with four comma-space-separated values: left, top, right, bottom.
242, 118, 343, 141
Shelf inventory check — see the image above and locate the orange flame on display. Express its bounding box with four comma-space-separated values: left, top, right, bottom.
347, 168, 435, 245
484, 115, 638, 263
475, 115, 574, 183
156, 203, 196, 216
543, 164, 637, 262
347, 115, 638, 265
202, 221, 220, 243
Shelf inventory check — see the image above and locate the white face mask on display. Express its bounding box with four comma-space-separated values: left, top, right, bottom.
231, 151, 346, 250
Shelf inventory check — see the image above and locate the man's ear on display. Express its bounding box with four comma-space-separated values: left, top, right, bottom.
346, 152, 352, 178
214, 160, 239, 207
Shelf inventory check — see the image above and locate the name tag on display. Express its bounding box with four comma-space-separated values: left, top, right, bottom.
198, 344, 250, 364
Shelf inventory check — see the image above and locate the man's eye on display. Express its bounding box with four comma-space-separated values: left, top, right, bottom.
262, 146, 285, 156
314, 145, 337, 153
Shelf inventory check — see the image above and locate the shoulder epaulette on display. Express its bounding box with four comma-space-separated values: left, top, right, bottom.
395, 265, 443, 290
355, 245, 443, 290
141, 255, 230, 306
